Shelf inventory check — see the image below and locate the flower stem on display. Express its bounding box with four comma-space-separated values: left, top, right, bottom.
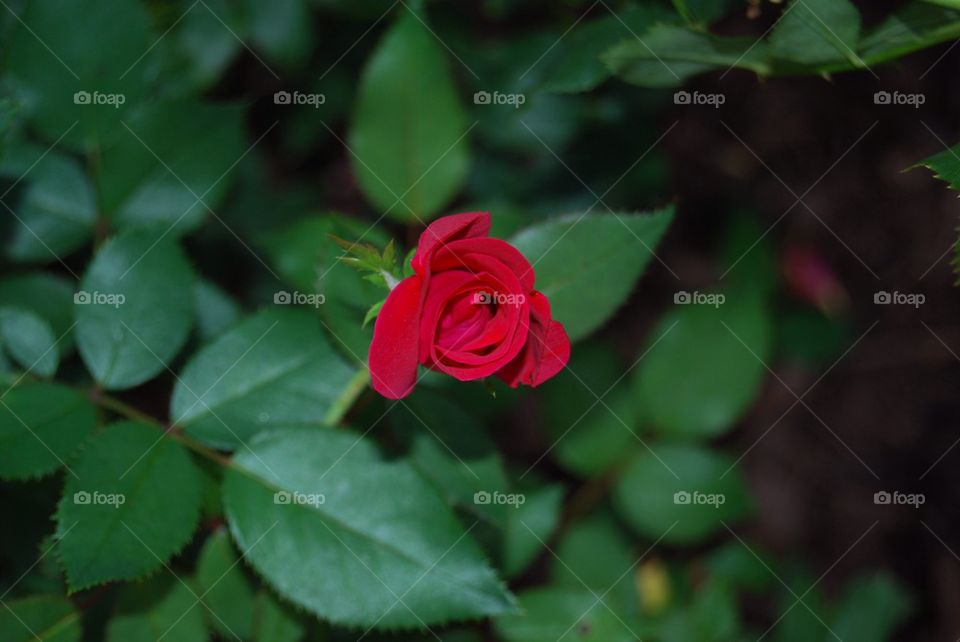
323, 368, 371, 425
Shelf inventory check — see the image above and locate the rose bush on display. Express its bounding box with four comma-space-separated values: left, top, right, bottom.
369, 212, 570, 399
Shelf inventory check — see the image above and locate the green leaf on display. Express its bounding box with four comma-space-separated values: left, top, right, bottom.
262, 214, 389, 363
552, 513, 638, 618
55, 421, 203, 591
656, 579, 740, 642
0, 595, 80, 642
494, 586, 639, 642
542, 342, 639, 476
917, 142, 960, 278
0, 98, 18, 154
75, 230, 195, 390
769, 0, 862, 66
602, 26, 770, 88
918, 141, 960, 191
502, 484, 564, 577
0, 383, 96, 481
633, 289, 772, 439
829, 572, 912, 642
612, 443, 750, 545
222, 427, 516, 628
363, 299, 384, 327
772, 578, 829, 642
99, 101, 245, 234
253, 591, 305, 642
706, 542, 776, 591
858, 3, 960, 63
510, 209, 673, 341
0, 307, 58, 376
4, 153, 96, 263
349, 9, 470, 221
0, 273, 77, 352
393, 387, 510, 528
165, 0, 243, 92
539, 5, 677, 93
196, 529, 305, 642
196, 528, 256, 639
171, 308, 356, 450
106, 575, 207, 642
5, 0, 150, 149
193, 278, 241, 343
244, 0, 312, 68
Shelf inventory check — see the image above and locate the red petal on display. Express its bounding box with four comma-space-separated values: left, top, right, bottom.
411, 212, 491, 274
431, 237, 536, 292
496, 292, 570, 388
368, 276, 423, 399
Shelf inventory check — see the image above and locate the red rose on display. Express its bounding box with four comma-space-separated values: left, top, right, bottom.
368, 212, 571, 399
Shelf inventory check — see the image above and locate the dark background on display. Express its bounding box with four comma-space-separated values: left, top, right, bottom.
637, 7, 960, 639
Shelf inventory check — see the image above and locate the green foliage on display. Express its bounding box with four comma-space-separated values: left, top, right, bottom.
98, 101, 245, 234
539, 4, 677, 93
541, 342, 639, 476
502, 484, 564, 577
196, 529, 305, 641
918, 142, 960, 276
829, 572, 913, 642
495, 586, 638, 642
75, 230, 195, 390
106, 575, 207, 642
551, 513, 638, 617
603, 27, 771, 88
0, 383, 95, 480
769, 0, 862, 66
601, 1, 960, 87
511, 208, 674, 341
223, 427, 517, 628
0, 0, 928, 639
0, 273, 75, 350
4, 153, 96, 262
0, 306, 59, 376
612, 443, 751, 545
633, 289, 773, 439
171, 308, 356, 449
349, 9, 469, 221
657, 579, 740, 641
55, 421, 203, 591
391, 386, 511, 529
5, 0, 150, 149
193, 278, 241, 342
261, 214, 391, 360
0, 595, 80, 642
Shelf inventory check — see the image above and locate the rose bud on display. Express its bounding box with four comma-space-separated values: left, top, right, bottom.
368, 212, 571, 399
782, 244, 849, 317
